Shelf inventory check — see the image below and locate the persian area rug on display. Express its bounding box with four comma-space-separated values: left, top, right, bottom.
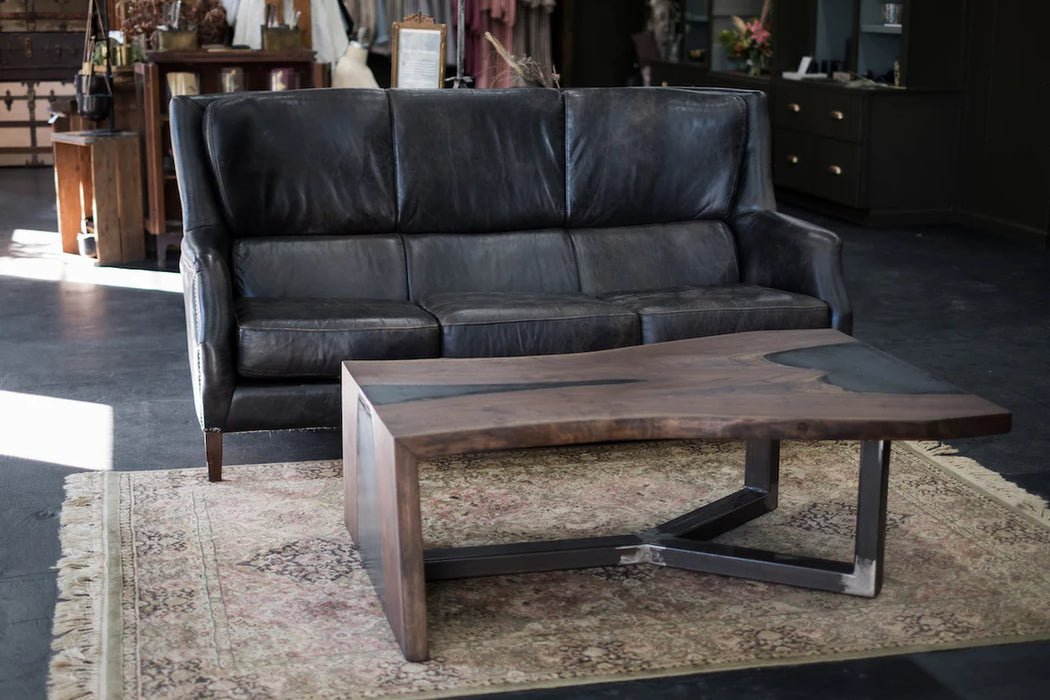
50, 440, 1050, 699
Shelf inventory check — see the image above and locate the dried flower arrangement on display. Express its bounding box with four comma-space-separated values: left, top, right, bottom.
119, 0, 228, 49
190, 0, 230, 46
483, 31, 560, 88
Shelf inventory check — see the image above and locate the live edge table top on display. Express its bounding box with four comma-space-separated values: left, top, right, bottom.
341, 329, 1011, 661
342, 329, 1011, 456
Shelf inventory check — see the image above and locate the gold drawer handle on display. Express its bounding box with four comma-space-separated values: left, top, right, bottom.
830, 110, 844, 120
787, 103, 801, 113
786, 154, 800, 165
828, 165, 843, 176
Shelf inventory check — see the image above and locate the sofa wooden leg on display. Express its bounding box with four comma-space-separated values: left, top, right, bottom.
206, 432, 223, 482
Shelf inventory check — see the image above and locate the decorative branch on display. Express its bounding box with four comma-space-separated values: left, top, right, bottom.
483, 31, 559, 88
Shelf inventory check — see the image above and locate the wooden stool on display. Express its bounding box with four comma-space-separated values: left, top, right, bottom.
52, 130, 145, 265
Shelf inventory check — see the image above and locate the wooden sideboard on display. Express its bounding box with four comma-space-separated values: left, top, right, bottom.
650, 0, 966, 226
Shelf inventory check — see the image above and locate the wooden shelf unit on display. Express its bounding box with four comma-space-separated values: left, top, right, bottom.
135, 50, 324, 264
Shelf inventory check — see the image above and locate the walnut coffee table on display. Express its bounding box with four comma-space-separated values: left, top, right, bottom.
341, 329, 1010, 661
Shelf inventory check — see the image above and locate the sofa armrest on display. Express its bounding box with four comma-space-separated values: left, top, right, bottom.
730, 210, 853, 334
180, 226, 236, 431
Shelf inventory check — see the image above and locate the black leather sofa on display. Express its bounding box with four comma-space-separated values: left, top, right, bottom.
170, 87, 852, 481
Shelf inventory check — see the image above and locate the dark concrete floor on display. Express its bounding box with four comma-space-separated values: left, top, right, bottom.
1, 167, 1048, 698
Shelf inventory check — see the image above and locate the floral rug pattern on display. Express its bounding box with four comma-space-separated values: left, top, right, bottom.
50, 440, 1050, 698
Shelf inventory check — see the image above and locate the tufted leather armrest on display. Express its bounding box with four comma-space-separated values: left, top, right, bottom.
179, 226, 236, 430
731, 209, 853, 334
172, 95, 238, 431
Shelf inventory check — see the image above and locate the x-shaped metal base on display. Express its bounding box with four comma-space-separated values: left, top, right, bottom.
424, 440, 891, 599
353, 435, 892, 661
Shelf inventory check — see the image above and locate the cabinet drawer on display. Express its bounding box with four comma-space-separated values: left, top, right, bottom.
774, 88, 812, 133
772, 128, 814, 193
809, 137, 863, 208
816, 92, 863, 142
775, 86, 864, 143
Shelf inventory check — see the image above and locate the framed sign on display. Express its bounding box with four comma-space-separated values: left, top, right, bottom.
391, 13, 447, 89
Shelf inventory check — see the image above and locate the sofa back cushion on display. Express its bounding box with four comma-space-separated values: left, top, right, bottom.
233, 235, 409, 299
403, 231, 578, 300
565, 89, 748, 228
571, 221, 740, 296
390, 89, 566, 233
203, 90, 397, 238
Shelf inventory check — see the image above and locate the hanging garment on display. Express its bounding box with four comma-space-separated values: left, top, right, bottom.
472, 0, 517, 87
522, 0, 555, 81
232, 0, 349, 64
311, 0, 351, 64
232, 0, 266, 48
346, 0, 378, 44
225, 0, 242, 25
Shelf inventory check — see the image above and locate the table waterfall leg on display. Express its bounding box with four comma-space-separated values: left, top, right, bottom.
342, 379, 361, 543
842, 440, 891, 596
358, 404, 429, 661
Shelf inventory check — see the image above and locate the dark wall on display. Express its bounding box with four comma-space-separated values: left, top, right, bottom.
960, 0, 1050, 244
555, 0, 648, 87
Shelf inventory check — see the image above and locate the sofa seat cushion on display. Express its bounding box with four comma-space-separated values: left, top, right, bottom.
600, 285, 829, 344
419, 292, 640, 358
235, 298, 439, 378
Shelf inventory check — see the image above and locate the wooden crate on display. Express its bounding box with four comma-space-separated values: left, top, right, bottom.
52, 130, 145, 264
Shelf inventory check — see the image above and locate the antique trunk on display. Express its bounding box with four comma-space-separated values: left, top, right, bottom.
0, 0, 87, 164
0, 78, 75, 165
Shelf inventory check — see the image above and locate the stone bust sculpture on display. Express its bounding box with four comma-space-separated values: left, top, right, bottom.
648, 0, 680, 61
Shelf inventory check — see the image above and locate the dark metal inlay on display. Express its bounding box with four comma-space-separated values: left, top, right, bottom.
765, 343, 964, 395
360, 379, 641, 405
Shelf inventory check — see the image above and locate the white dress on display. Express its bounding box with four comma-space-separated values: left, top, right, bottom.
232, 0, 349, 65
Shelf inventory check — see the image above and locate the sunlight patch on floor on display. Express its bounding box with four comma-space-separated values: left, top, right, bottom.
0, 390, 114, 470
0, 229, 181, 293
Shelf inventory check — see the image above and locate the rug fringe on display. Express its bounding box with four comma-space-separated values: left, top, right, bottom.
48, 472, 106, 700
906, 441, 1050, 527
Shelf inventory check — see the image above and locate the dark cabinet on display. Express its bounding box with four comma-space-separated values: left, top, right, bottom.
772, 80, 960, 218
654, 0, 967, 225
770, 0, 965, 222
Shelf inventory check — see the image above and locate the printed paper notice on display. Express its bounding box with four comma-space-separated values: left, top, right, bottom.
396, 28, 443, 88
